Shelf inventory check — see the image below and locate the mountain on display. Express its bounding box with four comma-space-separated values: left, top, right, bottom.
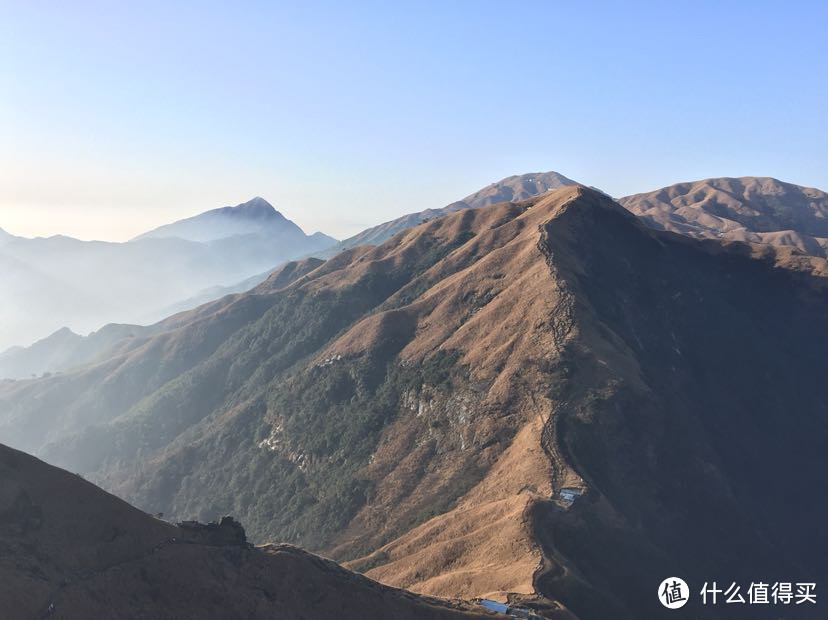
0, 227, 16, 245
2, 186, 827, 618
134, 196, 336, 247
0, 258, 325, 381
0, 327, 83, 379
0, 325, 144, 380
0, 174, 578, 375
331, 171, 579, 252
0, 443, 490, 619
0, 249, 107, 357
0, 197, 337, 356
149, 269, 278, 320
619, 176, 828, 257
331, 173, 828, 267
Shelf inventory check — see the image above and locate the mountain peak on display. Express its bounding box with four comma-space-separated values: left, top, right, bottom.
245, 196, 271, 207
452, 170, 579, 209
215, 197, 286, 221
619, 175, 828, 245
131, 197, 323, 244
335, 170, 582, 252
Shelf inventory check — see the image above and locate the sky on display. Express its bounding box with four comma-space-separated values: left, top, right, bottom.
2, 0, 827, 241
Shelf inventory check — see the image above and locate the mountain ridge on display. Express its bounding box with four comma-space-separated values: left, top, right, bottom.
3, 186, 827, 618
12, 172, 826, 380
329, 171, 580, 253
619, 175, 828, 257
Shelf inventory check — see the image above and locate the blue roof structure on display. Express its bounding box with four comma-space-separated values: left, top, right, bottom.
479, 599, 509, 613
559, 488, 583, 503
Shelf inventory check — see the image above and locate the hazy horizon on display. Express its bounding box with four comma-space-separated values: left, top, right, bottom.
4, 169, 828, 243
4, 1, 827, 242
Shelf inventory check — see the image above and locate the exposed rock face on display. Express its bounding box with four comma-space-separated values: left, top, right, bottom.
177, 516, 249, 547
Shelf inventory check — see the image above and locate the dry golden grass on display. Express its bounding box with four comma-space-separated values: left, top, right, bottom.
327, 189, 592, 602
353, 417, 553, 601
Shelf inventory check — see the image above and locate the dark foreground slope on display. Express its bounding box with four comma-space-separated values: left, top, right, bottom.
2, 187, 827, 618
0, 443, 487, 620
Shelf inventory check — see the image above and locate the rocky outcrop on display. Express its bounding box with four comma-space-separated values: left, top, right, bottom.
177, 516, 249, 547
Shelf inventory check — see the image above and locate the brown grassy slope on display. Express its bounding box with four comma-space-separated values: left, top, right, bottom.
189, 195, 580, 543
90, 189, 588, 610
325, 190, 592, 603
114, 187, 828, 620
348, 417, 560, 601
0, 443, 490, 620
619, 176, 828, 260
344, 186, 828, 618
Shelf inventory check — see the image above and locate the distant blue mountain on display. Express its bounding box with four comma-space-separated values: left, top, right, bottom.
0, 198, 337, 357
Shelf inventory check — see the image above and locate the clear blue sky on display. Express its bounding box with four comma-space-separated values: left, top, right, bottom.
2, 1, 826, 240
